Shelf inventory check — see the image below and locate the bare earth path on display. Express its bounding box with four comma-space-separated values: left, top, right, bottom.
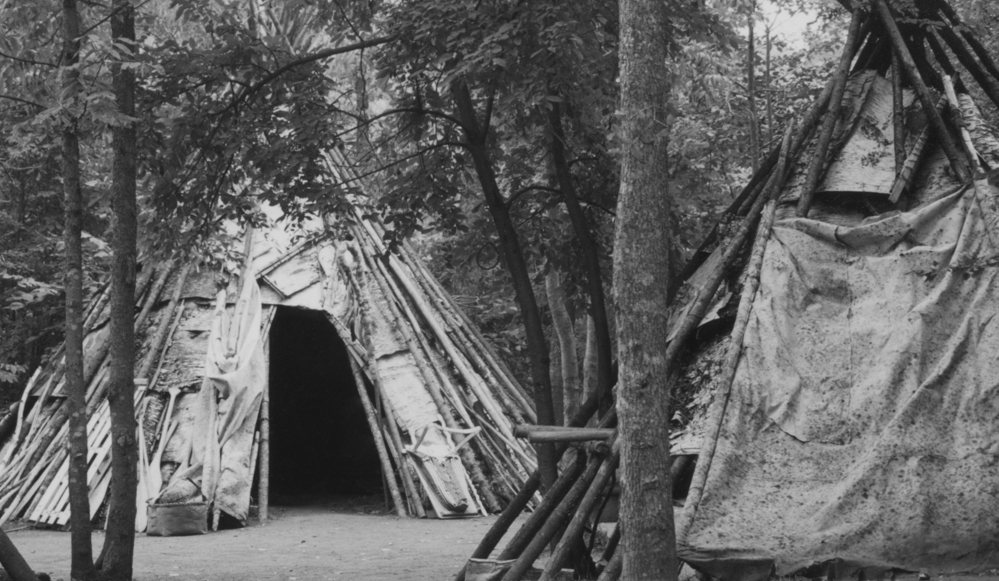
5, 502, 524, 581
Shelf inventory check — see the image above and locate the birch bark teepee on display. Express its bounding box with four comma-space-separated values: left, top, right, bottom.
0, 166, 538, 527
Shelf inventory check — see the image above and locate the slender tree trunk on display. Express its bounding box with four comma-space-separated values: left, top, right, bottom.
62, 0, 98, 578
765, 23, 774, 146
582, 316, 598, 422
101, 1, 139, 578
546, 102, 614, 415
747, 3, 760, 171
615, 0, 678, 578
451, 80, 558, 490
545, 269, 578, 425
548, 329, 564, 429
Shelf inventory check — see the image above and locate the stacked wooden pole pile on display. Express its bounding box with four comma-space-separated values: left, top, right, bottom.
0, 262, 185, 526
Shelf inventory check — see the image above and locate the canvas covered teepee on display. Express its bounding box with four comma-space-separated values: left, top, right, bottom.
458, 1, 999, 579
0, 192, 540, 531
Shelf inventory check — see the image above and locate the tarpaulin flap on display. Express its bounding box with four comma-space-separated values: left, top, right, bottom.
678, 180, 999, 580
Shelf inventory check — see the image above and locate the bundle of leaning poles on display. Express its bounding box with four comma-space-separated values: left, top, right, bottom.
0, 260, 191, 526
446, 116, 795, 581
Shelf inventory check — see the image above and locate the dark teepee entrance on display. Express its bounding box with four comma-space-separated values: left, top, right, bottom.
267, 306, 383, 504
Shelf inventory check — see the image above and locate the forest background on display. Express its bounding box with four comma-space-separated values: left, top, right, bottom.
0, 0, 996, 578
9, 0, 994, 403
0, 0, 996, 533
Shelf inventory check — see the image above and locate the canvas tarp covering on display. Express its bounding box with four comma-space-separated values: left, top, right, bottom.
678, 179, 999, 580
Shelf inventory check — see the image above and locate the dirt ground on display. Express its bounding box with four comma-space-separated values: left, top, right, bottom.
4, 496, 529, 581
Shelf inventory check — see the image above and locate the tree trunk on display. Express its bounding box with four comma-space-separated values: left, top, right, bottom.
0, 529, 40, 581
548, 328, 564, 429
545, 270, 579, 425
62, 0, 98, 578
615, 0, 678, 577
747, 3, 760, 171
101, 1, 139, 578
582, 315, 598, 416
765, 23, 774, 145
451, 80, 558, 490
546, 102, 614, 415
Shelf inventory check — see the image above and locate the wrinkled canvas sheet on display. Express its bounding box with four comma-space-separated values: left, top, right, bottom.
678, 180, 999, 580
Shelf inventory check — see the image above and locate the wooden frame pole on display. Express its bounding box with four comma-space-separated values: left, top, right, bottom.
797, 8, 864, 217
874, 0, 970, 182
347, 355, 407, 517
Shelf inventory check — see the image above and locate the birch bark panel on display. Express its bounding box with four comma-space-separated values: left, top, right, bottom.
359, 266, 443, 437
264, 283, 324, 311
778, 72, 878, 205
959, 94, 999, 169
264, 245, 322, 298
820, 75, 914, 195
154, 302, 215, 393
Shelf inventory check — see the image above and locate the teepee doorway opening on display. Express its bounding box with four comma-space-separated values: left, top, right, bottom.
266, 306, 383, 506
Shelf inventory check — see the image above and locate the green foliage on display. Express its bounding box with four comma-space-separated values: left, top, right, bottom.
0, 0, 116, 395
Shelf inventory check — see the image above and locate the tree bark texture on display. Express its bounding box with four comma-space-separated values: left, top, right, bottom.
547, 103, 615, 415
451, 80, 558, 490
61, 0, 98, 578
545, 270, 579, 425
615, 0, 679, 578
102, 1, 139, 578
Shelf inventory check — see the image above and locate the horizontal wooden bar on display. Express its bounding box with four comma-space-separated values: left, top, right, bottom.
514, 425, 615, 443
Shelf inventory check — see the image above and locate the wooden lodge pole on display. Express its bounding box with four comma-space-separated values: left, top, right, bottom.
389, 246, 533, 425
348, 356, 407, 517
677, 34, 850, 289
676, 198, 780, 544
934, 0, 999, 82
403, 244, 537, 420
495, 449, 587, 561
934, 15, 999, 113
797, 8, 864, 217
451, 395, 603, 581
892, 50, 907, 174
258, 315, 272, 523
499, 450, 604, 581
350, 227, 503, 511
375, 373, 390, 511
353, 218, 518, 444
874, 0, 970, 182
539, 440, 620, 581
377, 390, 427, 518
942, 74, 982, 174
